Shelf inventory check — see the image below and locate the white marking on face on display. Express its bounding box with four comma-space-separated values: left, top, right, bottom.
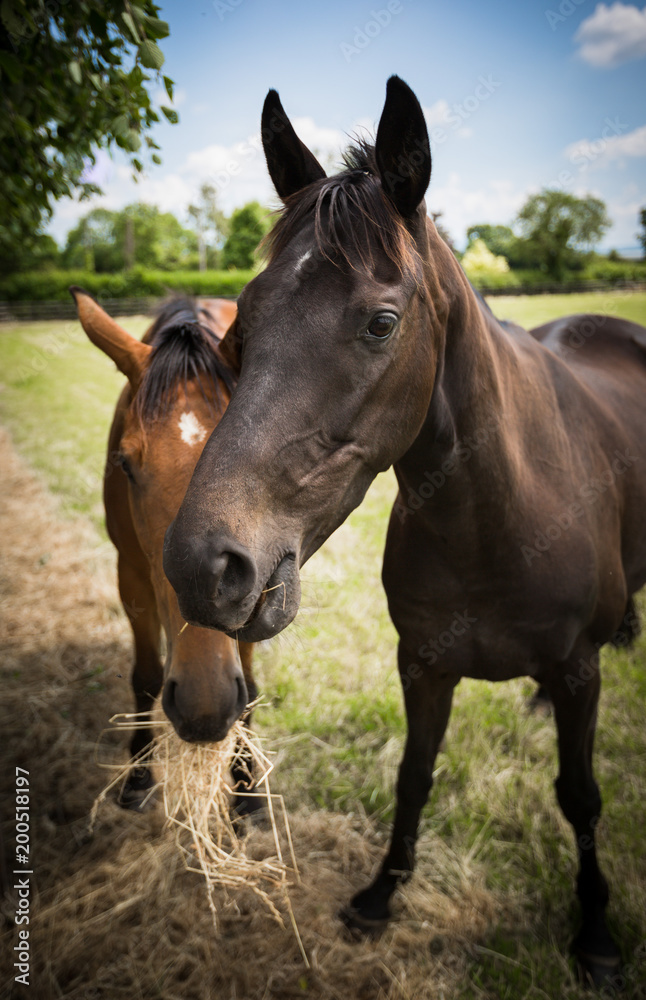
295, 249, 312, 275
178, 411, 207, 447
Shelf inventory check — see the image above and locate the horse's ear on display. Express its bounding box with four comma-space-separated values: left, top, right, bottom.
261, 89, 326, 201
70, 287, 151, 388
375, 76, 431, 218
218, 314, 243, 374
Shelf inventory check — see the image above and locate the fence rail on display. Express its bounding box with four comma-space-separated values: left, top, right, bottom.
0, 281, 645, 322
0, 295, 235, 323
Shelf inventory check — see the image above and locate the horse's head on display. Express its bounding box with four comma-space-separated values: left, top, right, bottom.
164, 76, 447, 641
73, 290, 250, 741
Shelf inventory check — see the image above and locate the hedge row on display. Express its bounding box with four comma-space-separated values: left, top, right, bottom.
468, 260, 646, 291
1, 259, 645, 302
0, 268, 255, 302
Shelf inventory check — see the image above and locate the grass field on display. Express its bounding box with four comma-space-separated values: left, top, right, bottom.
1, 290, 645, 998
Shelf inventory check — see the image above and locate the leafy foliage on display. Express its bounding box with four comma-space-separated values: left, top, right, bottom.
466, 224, 520, 264
62, 204, 198, 272
0, 268, 254, 302
461, 239, 519, 290
638, 207, 646, 258
0, 0, 176, 258
222, 202, 272, 270
187, 184, 229, 271
515, 189, 610, 279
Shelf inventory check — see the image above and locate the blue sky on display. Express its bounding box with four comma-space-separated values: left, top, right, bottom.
49, 0, 646, 252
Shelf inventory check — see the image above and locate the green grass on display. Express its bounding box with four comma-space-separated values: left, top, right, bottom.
1, 290, 645, 997
0, 314, 148, 530
490, 289, 646, 329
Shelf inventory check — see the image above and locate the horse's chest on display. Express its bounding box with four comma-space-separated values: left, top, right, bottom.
383, 514, 602, 678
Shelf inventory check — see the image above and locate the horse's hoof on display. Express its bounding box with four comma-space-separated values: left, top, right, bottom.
575, 948, 623, 990
118, 767, 156, 812
339, 904, 390, 940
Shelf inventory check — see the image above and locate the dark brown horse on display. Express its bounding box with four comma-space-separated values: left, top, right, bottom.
163, 79, 646, 984
72, 290, 257, 809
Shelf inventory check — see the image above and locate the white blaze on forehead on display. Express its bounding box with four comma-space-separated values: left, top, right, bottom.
295, 249, 312, 275
178, 411, 207, 447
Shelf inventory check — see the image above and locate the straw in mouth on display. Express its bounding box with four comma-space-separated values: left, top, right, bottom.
90, 704, 309, 966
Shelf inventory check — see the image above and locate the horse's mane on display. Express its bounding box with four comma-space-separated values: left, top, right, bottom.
135, 297, 237, 421
263, 139, 421, 276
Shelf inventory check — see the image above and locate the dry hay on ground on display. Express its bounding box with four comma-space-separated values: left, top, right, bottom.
1, 426, 633, 1000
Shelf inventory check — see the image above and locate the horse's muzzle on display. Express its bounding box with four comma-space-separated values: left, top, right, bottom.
163, 521, 301, 641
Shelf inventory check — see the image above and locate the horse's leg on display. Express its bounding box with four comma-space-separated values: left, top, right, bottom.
545, 648, 621, 986
117, 555, 163, 810
231, 641, 263, 819
342, 646, 457, 933
528, 682, 552, 716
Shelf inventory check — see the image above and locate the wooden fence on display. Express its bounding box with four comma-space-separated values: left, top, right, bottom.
0, 281, 644, 323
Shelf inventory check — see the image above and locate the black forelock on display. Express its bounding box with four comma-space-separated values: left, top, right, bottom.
135, 297, 237, 422
263, 139, 421, 276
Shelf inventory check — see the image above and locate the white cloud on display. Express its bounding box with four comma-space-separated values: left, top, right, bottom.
424, 99, 451, 129
47, 118, 349, 245
575, 2, 646, 67
427, 173, 529, 248
565, 123, 646, 168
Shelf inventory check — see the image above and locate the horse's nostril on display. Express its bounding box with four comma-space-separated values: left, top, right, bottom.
218, 547, 257, 604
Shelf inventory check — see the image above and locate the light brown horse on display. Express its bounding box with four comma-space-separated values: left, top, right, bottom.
72, 290, 256, 809
164, 78, 646, 986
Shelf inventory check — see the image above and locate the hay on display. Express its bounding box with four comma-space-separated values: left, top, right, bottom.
90, 705, 307, 960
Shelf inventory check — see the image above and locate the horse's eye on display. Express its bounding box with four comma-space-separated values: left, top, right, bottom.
118, 454, 136, 483
365, 314, 397, 341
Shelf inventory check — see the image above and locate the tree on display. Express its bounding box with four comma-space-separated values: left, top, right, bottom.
63, 208, 120, 272
187, 184, 229, 271
461, 239, 511, 278
0, 0, 178, 259
638, 207, 646, 259
222, 202, 272, 270
515, 190, 610, 279
0, 233, 61, 275
63, 203, 198, 272
466, 224, 517, 261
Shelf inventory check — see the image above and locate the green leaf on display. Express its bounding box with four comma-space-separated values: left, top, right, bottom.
120, 11, 140, 43
138, 39, 164, 70
141, 15, 169, 39
0, 0, 26, 40
69, 61, 82, 85
111, 114, 130, 138
152, 153, 161, 164
161, 106, 178, 125
163, 75, 174, 101
133, 158, 143, 172
125, 129, 142, 151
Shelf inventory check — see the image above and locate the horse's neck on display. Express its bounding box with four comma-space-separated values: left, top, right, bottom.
396, 234, 534, 515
